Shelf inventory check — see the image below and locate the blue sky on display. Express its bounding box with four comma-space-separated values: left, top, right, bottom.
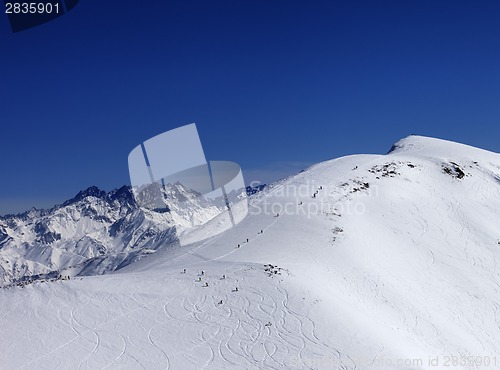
1, 0, 499, 214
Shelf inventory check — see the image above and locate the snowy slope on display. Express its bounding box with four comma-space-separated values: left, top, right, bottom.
1, 135, 499, 369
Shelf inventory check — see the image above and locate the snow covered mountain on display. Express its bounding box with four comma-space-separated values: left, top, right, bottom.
0, 182, 243, 286
0, 185, 175, 286
1, 135, 499, 369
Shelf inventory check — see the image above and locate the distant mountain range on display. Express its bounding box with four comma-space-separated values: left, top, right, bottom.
0, 183, 265, 286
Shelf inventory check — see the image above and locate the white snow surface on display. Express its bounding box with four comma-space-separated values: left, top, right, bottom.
1, 135, 500, 369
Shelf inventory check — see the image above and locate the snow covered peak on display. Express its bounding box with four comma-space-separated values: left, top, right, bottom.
61, 185, 107, 206
388, 135, 499, 160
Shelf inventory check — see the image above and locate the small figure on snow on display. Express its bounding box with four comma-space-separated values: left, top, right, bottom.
218, 300, 223, 305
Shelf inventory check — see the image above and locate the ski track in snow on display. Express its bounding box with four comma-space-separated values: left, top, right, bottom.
9, 254, 343, 369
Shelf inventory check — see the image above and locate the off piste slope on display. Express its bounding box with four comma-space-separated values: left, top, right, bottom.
1, 135, 499, 369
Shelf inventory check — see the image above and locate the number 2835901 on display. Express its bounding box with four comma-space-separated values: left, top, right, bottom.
5, 2, 61, 14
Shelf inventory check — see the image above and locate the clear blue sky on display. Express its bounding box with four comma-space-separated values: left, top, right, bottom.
1, 0, 499, 214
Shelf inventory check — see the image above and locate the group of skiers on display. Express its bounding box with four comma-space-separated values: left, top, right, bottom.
178, 262, 276, 328
311, 185, 323, 198
181, 268, 239, 305
172, 202, 291, 328
237, 231, 264, 248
